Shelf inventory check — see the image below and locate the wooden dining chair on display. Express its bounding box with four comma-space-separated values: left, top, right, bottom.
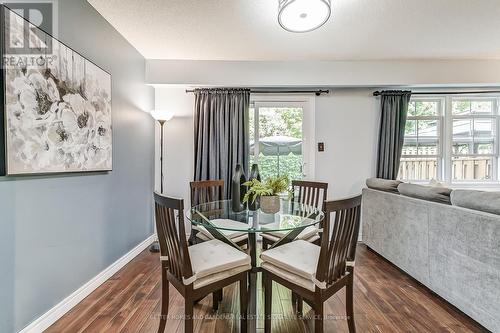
261, 180, 329, 250
189, 179, 248, 248
261, 195, 362, 333
154, 192, 250, 333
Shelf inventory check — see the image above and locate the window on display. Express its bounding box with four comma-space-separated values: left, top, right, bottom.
249, 98, 314, 181
451, 98, 497, 181
398, 95, 500, 183
399, 100, 442, 181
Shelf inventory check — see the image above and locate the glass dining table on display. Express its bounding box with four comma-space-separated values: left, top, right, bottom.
187, 198, 324, 331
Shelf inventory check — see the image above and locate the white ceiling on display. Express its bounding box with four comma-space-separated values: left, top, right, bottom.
88, 0, 500, 61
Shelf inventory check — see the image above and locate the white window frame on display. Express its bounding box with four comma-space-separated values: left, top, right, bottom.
400, 97, 444, 182
444, 96, 499, 184
400, 94, 500, 187
249, 95, 315, 179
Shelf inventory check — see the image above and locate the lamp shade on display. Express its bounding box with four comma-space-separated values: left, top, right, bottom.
278, 0, 331, 33
150, 110, 174, 122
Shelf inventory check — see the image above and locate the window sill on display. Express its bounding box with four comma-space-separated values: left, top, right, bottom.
449, 182, 500, 191
402, 180, 500, 191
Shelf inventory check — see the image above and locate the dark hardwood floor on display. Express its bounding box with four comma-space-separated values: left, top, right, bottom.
46, 243, 488, 333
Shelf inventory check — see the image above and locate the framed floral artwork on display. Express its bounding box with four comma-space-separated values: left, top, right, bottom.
1, 5, 112, 175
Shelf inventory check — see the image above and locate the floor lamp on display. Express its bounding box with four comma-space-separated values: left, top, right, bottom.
149, 110, 173, 253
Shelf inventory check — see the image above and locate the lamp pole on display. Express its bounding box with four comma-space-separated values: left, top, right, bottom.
149, 119, 166, 253
159, 119, 166, 193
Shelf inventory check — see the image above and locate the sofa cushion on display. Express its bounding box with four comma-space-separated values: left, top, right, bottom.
398, 183, 452, 204
366, 178, 402, 193
451, 190, 500, 215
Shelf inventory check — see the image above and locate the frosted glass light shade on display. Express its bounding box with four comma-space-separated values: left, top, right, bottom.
150, 110, 173, 122
278, 0, 331, 33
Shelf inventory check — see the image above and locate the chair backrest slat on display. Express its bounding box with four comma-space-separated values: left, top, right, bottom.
291, 180, 328, 217
154, 193, 193, 284
190, 180, 225, 207
316, 195, 362, 286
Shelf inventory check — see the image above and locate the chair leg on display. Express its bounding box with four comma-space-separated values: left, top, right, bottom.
239, 275, 248, 333
212, 292, 218, 311
185, 299, 194, 333
264, 272, 272, 333
262, 237, 269, 250
212, 289, 222, 311
314, 302, 324, 333
188, 229, 198, 245
157, 270, 169, 333
297, 295, 303, 317
291, 292, 297, 307
346, 278, 356, 333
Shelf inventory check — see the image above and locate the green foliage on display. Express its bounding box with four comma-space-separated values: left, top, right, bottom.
256, 107, 302, 139
250, 154, 302, 181
408, 101, 438, 117
243, 175, 290, 204
249, 107, 303, 181
406, 101, 439, 135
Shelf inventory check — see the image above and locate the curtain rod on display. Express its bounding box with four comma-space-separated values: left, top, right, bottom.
185, 89, 330, 96
373, 90, 500, 96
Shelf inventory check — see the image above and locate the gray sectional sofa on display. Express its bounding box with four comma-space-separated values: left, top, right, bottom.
362, 187, 500, 332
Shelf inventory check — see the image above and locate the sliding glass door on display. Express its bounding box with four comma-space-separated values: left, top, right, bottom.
249, 98, 314, 181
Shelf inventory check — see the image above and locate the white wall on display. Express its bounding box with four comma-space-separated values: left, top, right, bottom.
154, 87, 194, 210
147, 59, 500, 87
154, 86, 379, 206
315, 89, 380, 198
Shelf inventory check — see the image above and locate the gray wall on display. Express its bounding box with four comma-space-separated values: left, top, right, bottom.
0, 1, 155, 332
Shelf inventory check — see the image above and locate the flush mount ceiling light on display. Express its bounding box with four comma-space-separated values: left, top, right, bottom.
278, 0, 331, 33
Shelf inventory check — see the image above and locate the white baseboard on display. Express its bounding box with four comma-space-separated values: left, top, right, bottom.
19, 235, 156, 333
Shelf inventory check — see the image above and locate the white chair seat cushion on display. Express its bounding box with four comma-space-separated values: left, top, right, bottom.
260, 240, 320, 281
196, 231, 248, 244
261, 226, 320, 243
261, 233, 280, 242
194, 264, 249, 289
195, 232, 211, 241
188, 239, 251, 288
261, 262, 316, 291
296, 226, 321, 240
196, 219, 249, 240
305, 234, 320, 243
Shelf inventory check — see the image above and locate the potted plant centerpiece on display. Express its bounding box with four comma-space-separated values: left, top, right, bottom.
243, 175, 290, 214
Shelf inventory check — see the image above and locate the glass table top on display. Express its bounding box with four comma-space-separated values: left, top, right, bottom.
187, 199, 324, 234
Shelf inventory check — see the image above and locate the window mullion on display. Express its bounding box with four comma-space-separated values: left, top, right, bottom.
496, 98, 499, 181
443, 96, 452, 184
254, 106, 260, 164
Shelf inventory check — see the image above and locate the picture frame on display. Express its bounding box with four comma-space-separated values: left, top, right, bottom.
0, 4, 112, 176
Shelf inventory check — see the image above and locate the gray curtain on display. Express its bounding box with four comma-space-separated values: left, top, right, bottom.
376, 90, 412, 180
194, 88, 250, 198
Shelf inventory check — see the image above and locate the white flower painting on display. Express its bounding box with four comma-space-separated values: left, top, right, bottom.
3, 7, 112, 174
